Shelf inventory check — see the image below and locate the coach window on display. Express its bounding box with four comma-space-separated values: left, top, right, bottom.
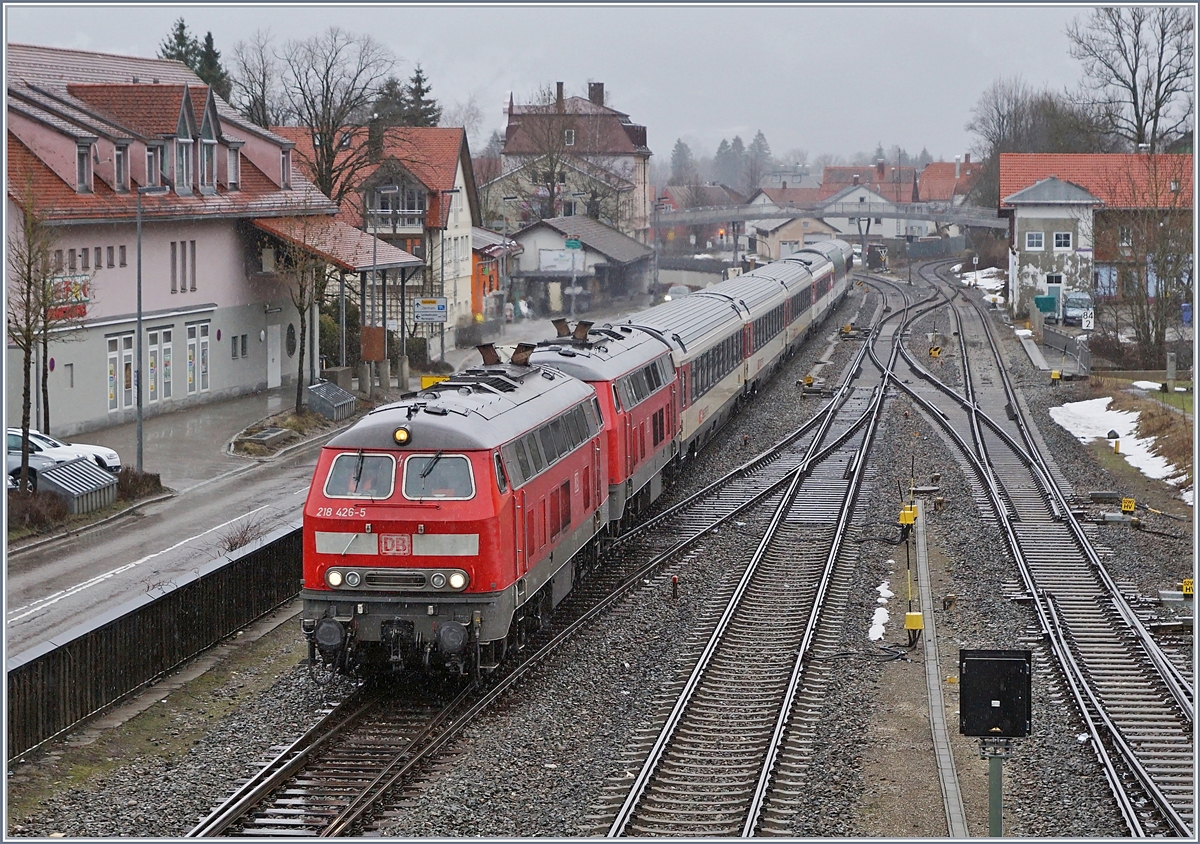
403, 453, 475, 500
513, 440, 532, 480
324, 453, 396, 499
526, 435, 544, 473
494, 452, 508, 493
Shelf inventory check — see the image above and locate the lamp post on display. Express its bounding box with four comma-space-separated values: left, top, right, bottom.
370, 186, 399, 395
135, 184, 169, 474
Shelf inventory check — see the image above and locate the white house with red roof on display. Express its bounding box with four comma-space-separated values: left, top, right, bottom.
276, 125, 476, 356
6, 44, 417, 436
998, 152, 1193, 318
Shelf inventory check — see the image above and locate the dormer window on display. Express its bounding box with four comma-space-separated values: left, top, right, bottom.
228, 147, 241, 191
175, 139, 193, 193
1170, 180, 1180, 193
564, 129, 575, 146
76, 144, 92, 193
146, 147, 160, 187
114, 146, 128, 192
200, 141, 217, 192
281, 149, 292, 189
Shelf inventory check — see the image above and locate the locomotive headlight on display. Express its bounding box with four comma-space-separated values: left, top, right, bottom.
345, 570, 362, 587
430, 572, 447, 588
393, 426, 411, 446
326, 569, 344, 588
448, 571, 467, 590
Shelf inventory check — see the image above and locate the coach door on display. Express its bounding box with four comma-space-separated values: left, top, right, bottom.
515, 489, 528, 576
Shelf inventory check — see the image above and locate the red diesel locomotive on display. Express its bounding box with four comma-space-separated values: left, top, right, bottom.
301, 239, 854, 677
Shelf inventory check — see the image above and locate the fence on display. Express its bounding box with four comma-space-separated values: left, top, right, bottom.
1043, 326, 1091, 376
7, 523, 302, 758
884, 235, 966, 260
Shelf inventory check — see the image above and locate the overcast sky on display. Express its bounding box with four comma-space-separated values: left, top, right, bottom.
6, 3, 1092, 165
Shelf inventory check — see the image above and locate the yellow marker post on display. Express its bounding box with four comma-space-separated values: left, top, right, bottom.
1121, 497, 1136, 513
1183, 579, 1193, 597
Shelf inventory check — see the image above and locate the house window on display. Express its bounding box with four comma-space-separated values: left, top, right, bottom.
1025, 231, 1044, 250
107, 246, 114, 268
170, 242, 178, 293
201, 141, 216, 190
148, 330, 159, 403
240, 334, 248, 358
186, 322, 209, 394
175, 140, 193, 192
1118, 226, 1132, 248
564, 200, 575, 216
119, 245, 127, 267
68, 249, 77, 271
190, 240, 197, 291
281, 149, 292, 188
114, 146, 128, 191
228, 148, 240, 190
564, 129, 575, 146
94, 247, 102, 269
232, 332, 240, 359
1054, 232, 1072, 250
146, 148, 159, 187
1170, 180, 1180, 193
81, 248, 89, 270
54, 250, 64, 271
76, 145, 92, 192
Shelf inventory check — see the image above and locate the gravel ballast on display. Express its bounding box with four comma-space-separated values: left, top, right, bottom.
7, 283, 1187, 838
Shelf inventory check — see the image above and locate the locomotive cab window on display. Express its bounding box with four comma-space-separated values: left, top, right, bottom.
324, 453, 396, 499
403, 453, 475, 499
494, 452, 508, 493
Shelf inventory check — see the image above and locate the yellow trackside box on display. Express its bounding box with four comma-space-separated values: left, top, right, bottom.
421, 375, 449, 389
899, 504, 918, 525
1121, 497, 1136, 513
905, 612, 924, 630
1183, 579, 1193, 596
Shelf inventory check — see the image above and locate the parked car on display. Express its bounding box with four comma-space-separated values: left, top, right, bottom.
1062, 292, 1094, 327
6, 449, 58, 492
6, 428, 122, 473
663, 284, 692, 302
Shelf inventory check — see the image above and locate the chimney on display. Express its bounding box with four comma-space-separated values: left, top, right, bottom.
588, 82, 604, 107
876, 159, 885, 179
954, 155, 961, 179
368, 118, 383, 163
782, 181, 787, 190
852, 174, 860, 186
964, 153, 970, 164
556, 81, 564, 112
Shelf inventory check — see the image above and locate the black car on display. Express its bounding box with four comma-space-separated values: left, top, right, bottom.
7, 450, 58, 492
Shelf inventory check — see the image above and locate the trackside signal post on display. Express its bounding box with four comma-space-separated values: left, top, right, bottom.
959, 649, 1032, 836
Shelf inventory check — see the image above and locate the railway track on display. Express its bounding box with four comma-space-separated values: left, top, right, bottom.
189, 295, 878, 837
598, 284, 921, 836
873, 264, 1194, 836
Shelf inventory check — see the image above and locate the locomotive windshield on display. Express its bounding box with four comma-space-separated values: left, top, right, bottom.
403, 454, 475, 500
324, 452, 396, 499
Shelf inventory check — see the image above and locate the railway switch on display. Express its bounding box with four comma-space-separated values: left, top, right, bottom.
898, 505, 917, 525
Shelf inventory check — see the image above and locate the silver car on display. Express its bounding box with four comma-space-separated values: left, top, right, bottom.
7, 428, 122, 473
6, 449, 58, 492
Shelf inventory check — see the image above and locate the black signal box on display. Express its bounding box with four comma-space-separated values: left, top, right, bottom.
959, 649, 1032, 737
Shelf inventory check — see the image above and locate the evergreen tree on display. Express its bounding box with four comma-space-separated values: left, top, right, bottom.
917, 147, 934, 167
728, 136, 747, 192
373, 76, 407, 126
401, 64, 441, 127
745, 130, 772, 192
712, 139, 734, 185
159, 18, 200, 70
196, 32, 233, 101
669, 138, 698, 186
873, 141, 886, 162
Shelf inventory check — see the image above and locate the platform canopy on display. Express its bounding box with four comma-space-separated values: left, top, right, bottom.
252, 216, 424, 273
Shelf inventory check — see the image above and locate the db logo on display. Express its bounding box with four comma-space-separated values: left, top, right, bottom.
381, 534, 412, 555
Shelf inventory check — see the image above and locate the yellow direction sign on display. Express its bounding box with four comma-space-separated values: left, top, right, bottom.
1183, 578, 1193, 596
1121, 497, 1136, 513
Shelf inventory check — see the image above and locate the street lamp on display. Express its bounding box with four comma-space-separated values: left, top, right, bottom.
135, 184, 169, 474
371, 185, 399, 396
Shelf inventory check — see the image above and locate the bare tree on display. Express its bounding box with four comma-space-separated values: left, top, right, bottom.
6, 185, 57, 490
279, 27, 394, 206
231, 29, 291, 128
440, 93, 483, 146
259, 208, 339, 414
967, 76, 1115, 206
1067, 7, 1194, 152
1086, 154, 1193, 368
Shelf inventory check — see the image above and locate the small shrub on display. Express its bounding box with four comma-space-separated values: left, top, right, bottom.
7, 489, 69, 532
278, 411, 326, 436
217, 514, 273, 554
234, 441, 269, 457
117, 467, 164, 501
